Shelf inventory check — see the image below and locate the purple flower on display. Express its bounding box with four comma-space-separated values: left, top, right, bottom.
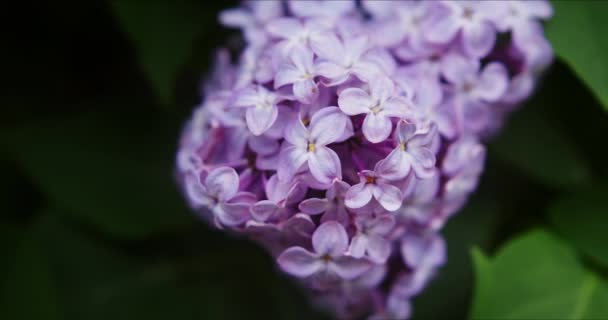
338, 76, 410, 143
426, 1, 498, 58
278, 107, 350, 184
177, 1, 553, 317
345, 162, 404, 212
274, 46, 319, 104
378, 119, 437, 180
277, 221, 373, 279
350, 214, 395, 263
233, 85, 285, 136
312, 35, 383, 85
250, 174, 306, 222
185, 167, 253, 227
299, 180, 351, 225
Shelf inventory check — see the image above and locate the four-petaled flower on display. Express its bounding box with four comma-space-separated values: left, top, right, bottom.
338, 76, 410, 143
278, 107, 350, 184
378, 119, 437, 180
278, 221, 373, 279
274, 46, 319, 104
350, 214, 396, 263
299, 180, 351, 225
345, 162, 404, 212
234, 85, 285, 136
185, 167, 254, 227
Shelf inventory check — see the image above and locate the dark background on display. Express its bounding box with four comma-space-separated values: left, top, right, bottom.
2, 1, 608, 320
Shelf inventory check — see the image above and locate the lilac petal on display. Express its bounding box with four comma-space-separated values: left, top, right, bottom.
362, 113, 392, 143
249, 135, 279, 156
308, 146, 342, 184
462, 21, 496, 58
293, 79, 319, 104
185, 175, 211, 207
372, 183, 403, 212
348, 234, 367, 258
376, 149, 410, 181
233, 87, 261, 107
251, 200, 280, 222
312, 221, 349, 256
401, 234, 446, 269
315, 62, 348, 85
370, 76, 394, 104
205, 167, 239, 201
441, 53, 478, 85
351, 60, 383, 83
409, 147, 436, 173
274, 64, 302, 88
344, 36, 369, 62
277, 247, 323, 278
367, 235, 391, 263
290, 45, 315, 73
283, 213, 316, 237
424, 4, 460, 43
230, 192, 257, 205
219, 8, 253, 28
474, 62, 508, 102
338, 88, 372, 116
299, 198, 328, 215
310, 33, 343, 61
284, 117, 309, 147
327, 180, 350, 200
321, 203, 349, 225
266, 17, 301, 39
368, 214, 396, 235
245, 105, 278, 136
396, 119, 417, 143
309, 107, 349, 145
277, 145, 309, 181
329, 256, 373, 280
285, 181, 308, 205
382, 96, 410, 117
217, 202, 250, 226
345, 183, 373, 209
525, 0, 553, 19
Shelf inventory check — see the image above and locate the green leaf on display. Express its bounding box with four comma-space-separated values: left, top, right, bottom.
471, 229, 608, 319
1, 211, 327, 320
547, 1, 608, 110
1, 109, 194, 238
490, 101, 590, 189
0, 219, 62, 320
549, 185, 608, 266
109, 1, 216, 104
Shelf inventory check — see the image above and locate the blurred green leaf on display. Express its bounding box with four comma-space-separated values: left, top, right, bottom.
490, 103, 590, 189
0, 218, 62, 320
471, 229, 608, 319
549, 185, 608, 266
0, 211, 326, 320
547, 1, 608, 110
110, 1, 215, 105
0, 109, 194, 238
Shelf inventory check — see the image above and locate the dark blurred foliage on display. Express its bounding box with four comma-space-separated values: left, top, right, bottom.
1, 1, 608, 320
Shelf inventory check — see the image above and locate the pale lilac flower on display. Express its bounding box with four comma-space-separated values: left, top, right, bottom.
177, 1, 553, 318
278, 221, 373, 279
378, 119, 437, 180
299, 180, 351, 225
278, 107, 350, 184
312, 35, 383, 85
426, 1, 498, 58
338, 76, 410, 143
274, 46, 319, 104
219, 1, 283, 45
185, 167, 253, 227
345, 162, 404, 212
233, 85, 285, 135
349, 214, 395, 263
250, 174, 307, 222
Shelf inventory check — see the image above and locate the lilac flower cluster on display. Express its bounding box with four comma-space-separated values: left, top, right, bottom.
176, 1, 552, 319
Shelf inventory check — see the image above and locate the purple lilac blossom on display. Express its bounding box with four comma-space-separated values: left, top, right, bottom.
176, 1, 553, 319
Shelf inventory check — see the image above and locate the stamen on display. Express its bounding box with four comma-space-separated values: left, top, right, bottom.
308, 142, 316, 152
365, 176, 376, 184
